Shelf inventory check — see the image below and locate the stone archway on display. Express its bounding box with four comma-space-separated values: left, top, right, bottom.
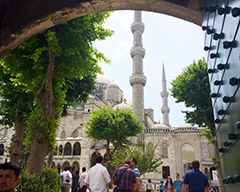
181, 143, 195, 161
181, 143, 195, 175
91, 151, 100, 167
72, 161, 80, 174
0, 0, 202, 58
62, 161, 70, 170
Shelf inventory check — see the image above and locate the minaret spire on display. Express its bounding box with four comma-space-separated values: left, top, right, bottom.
162, 60, 166, 82
129, 11, 146, 126
161, 62, 170, 127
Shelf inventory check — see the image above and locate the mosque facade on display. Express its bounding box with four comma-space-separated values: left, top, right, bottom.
0, 11, 218, 188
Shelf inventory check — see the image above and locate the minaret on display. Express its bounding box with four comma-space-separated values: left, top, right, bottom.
161, 62, 170, 126
129, 11, 146, 125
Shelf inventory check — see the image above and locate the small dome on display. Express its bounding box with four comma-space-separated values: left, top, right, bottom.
106, 82, 119, 88
177, 123, 196, 128
151, 124, 169, 129
113, 103, 133, 111
96, 75, 111, 84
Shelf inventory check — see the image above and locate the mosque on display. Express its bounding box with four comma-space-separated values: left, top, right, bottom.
0, 11, 218, 188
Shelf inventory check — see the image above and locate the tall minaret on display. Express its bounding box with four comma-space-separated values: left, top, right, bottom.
161, 62, 170, 126
129, 11, 146, 125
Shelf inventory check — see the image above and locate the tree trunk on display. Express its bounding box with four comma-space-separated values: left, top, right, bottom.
27, 43, 57, 176
9, 105, 26, 164
26, 132, 49, 176
213, 139, 225, 192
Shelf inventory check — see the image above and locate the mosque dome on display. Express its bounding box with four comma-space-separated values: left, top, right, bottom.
113, 103, 133, 111
96, 75, 111, 84
151, 123, 169, 129
106, 82, 119, 88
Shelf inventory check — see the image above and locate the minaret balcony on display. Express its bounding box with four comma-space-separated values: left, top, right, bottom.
130, 47, 145, 58
131, 22, 145, 33
161, 91, 169, 97
161, 106, 170, 113
129, 74, 146, 86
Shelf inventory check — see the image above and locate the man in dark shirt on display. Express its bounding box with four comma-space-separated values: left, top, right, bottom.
112, 158, 137, 192
182, 160, 210, 192
71, 171, 79, 192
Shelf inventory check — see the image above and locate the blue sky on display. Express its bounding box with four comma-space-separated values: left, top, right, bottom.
93, 11, 205, 127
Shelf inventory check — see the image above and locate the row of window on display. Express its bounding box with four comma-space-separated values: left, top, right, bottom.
56, 142, 81, 156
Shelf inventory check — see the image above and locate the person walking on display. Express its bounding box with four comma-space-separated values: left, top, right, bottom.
112, 158, 137, 192
130, 158, 143, 192
146, 179, 153, 192
164, 176, 175, 192
0, 162, 20, 192
85, 155, 111, 192
173, 173, 183, 192
72, 171, 80, 192
182, 160, 210, 192
60, 166, 72, 192
159, 181, 164, 192
79, 167, 88, 192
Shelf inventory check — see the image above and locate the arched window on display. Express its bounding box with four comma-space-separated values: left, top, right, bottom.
0, 144, 4, 155
72, 130, 78, 138
61, 131, 66, 139
181, 143, 195, 161
73, 142, 81, 155
162, 143, 168, 158
59, 145, 63, 155
64, 142, 71, 156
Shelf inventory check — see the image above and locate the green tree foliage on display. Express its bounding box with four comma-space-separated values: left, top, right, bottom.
85, 105, 144, 175
16, 168, 61, 192
109, 144, 162, 175
170, 58, 215, 132
170, 58, 224, 191
85, 105, 144, 152
0, 12, 114, 175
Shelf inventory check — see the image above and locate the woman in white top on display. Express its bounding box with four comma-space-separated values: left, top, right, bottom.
146, 179, 153, 192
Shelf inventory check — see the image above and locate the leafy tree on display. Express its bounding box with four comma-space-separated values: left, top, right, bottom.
85, 105, 144, 172
170, 58, 224, 191
109, 144, 162, 175
1, 12, 113, 176
0, 64, 35, 165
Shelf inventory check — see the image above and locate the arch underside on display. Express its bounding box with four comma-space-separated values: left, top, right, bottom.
0, 0, 201, 58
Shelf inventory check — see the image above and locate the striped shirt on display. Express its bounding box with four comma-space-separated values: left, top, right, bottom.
113, 165, 137, 190
132, 166, 141, 185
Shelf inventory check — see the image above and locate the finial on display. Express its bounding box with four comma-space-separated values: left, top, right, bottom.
112, 79, 114, 83
122, 93, 125, 104
162, 59, 164, 64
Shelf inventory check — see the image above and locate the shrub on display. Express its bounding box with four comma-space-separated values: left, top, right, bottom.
16, 168, 61, 192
